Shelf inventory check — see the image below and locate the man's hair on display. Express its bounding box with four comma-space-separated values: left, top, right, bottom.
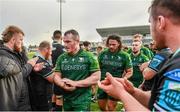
53, 30, 62, 40
106, 34, 122, 50
39, 41, 51, 50
133, 39, 143, 44
133, 34, 143, 41
83, 41, 91, 47
97, 46, 103, 50
1, 25, 24, 43
150, 0, 180, 24
64, 29, 79, 40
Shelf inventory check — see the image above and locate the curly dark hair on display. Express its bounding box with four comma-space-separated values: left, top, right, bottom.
106, 34, 122, 50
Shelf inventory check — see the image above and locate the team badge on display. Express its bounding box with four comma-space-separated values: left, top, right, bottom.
62, 58, 68, 63
79, 57, 84, 62
117, 56, 121, 60
149, 55, 165, 71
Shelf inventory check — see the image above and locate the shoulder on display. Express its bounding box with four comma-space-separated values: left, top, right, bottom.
119, 50, 130, 57
157, 48, 172, 59
56, 52, 67, 60
80, 50, 95, 58
0, 56, 21, 77
141, 46, 149, 50
141, 53, 149, 59
53, 44, 65, 50
0, 48, 19, 61
99, 49, 108, 55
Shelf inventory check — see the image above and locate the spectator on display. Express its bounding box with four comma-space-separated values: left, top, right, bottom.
0, 25, 37, 110
83, 41, 91, 51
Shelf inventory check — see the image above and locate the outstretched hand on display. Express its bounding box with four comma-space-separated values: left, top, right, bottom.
33, 62, 44, 72
98, 72, 125, 100
116, 77, 135, 94
28, 57, 38, 67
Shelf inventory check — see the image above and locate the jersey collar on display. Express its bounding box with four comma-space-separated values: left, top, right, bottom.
172, 48, 180, 57
35, 51, 52, 65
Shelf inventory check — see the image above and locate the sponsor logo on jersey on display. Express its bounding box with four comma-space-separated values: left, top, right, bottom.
103, 55, 108, 60
72, 58, 75, 62
164, 69, 180, 81
155, 70, 180, 111
61, 64, 87, 71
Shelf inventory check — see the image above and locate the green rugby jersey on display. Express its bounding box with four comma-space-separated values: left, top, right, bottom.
141, 46, 153, 59
55, 49, 99, 102
129, 53, 149, 87
98, 49, 132, 80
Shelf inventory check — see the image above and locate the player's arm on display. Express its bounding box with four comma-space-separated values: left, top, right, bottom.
53, 72, 65, 88
45, 73, 54, 83
118, 89, 150, 111
74, 70, 100, 87
63, 71, 101, 88
132, 88, 151, 107
53, 72, 76, 91
123, 53, 133, 79
143, 68, 156, 80
115, 77, 151, 107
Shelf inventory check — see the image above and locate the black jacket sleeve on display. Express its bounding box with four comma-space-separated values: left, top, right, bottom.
22, 63, 33, 78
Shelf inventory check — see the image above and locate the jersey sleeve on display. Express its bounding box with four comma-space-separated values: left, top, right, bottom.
125, 53, 133, 69
88, 53, 100, 73
143, 55, 150, 62
37, 64, 53, 78
148, 54, 165, 72
141, 47, 152, 59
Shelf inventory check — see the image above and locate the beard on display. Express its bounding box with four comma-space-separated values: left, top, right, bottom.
45, 53, 51, 60
151, 22, 167, 50
133, 50, 139, 54
14, 44, 22, 52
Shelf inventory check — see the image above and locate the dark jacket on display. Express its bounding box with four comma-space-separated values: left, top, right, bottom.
0, 45, 32, 110
17, 50, 33, 110
52, 41, 64, 67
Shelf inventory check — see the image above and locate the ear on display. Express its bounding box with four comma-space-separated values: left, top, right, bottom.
9, 36, 16, 44
157, 15, 166, 31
